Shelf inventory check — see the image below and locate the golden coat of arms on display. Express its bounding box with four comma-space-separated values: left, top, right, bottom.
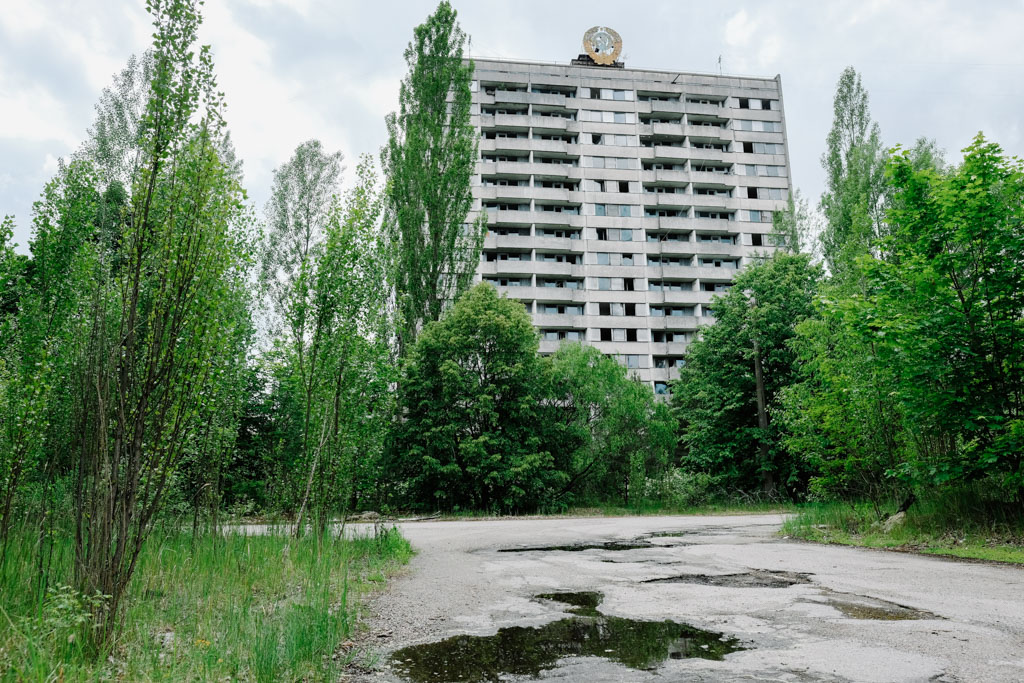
583, 26, 622, 65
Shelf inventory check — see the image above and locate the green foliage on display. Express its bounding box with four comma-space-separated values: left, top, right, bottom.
544, 343, 676, 506
866, 135, 1024, 493
819, 66, 886, 284
383, 0, 486, 356
672, 253, 823, 498
390, 283, 552, 512
259, 148, 395, 532
783, 484, 1024, 563
0, 525, 412, 680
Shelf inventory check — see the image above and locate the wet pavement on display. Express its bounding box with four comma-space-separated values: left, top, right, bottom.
359, 514, 1024, 682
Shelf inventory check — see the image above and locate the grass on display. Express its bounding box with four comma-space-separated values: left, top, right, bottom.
397, 499, 795, 522
0, 523, 412, 681
782, 488, 1024, 564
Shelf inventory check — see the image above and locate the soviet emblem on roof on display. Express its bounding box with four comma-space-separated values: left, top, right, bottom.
583, 26, 622, 66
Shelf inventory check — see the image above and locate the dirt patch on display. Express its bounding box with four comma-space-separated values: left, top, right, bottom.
643, 569, 813, 588
497, 540, 651, 553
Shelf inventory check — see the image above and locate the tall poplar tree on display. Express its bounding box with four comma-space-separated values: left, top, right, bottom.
819, 67, 886, 283
382, 1, 486, 357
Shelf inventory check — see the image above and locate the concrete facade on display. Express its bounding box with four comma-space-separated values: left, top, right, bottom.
468, 52, 792, 393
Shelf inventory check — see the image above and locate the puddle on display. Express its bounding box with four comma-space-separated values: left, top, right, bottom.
643, 569, 812, 588
827, 598, 936, 621
535, 591, 603, 617
388, 615, 744, 682
497, 541, 651, 553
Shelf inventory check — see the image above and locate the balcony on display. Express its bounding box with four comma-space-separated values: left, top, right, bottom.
532, 261, 585, 277
479, 113, 530, 131
480, 138, 532, 153
478, 260, 534, 277
488, 234, 535, 250
476, 185, 532, 201
532, 313, 586, 328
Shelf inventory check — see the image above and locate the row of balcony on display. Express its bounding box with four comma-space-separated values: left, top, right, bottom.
476, 91, 781, 120
478, 113, 781, 140
475, 163, 789, 188
483, 234, 752, 253
480, 262, 738, 280
476, 187, 780, 207
479, 210, 782, 229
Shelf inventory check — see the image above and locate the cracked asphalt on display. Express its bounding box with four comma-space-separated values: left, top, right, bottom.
358, 514, 1024, 682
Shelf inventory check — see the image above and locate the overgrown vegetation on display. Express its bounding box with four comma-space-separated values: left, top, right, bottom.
671, 66, 1024, 558
3, 0, 1024, 672
0, 526, 412, 681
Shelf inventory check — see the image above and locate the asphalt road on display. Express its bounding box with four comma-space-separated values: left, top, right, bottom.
359, 514, 1024, 682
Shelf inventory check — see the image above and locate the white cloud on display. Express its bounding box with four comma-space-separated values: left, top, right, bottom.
724, 10, 756, 48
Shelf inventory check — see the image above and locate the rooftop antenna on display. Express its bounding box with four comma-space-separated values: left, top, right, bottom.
718, 55, 723, 75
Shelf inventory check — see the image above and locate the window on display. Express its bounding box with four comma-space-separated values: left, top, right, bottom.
699, 258, 738, 269
537, 228, 581, 239
580, 110, 636, 123
581, 88, 635, 101
537, 204, 580, 214
483, 202, 529, 213
741, 165, 785, 177
697, 234, 735, 244
597, 302, 637, 316
742, 141, 785, 154
585, 156, 637, 170
589, 133, 635, 146
539, 304, 583, 315
538, 278, 582, 289
483, 251, 531, 262
597, 277, 611, 291
654, 382, 669, 395
747, 210, 773, 223
653, 331, 689, 343
650, 280, 691, 292
594, 204, 632, 218
694, 186, 732, 197
595, 252, 610, 265
697, 210, 732, 220
733, 120, 783, 133
484, 277, 530, 287
623, 355, 641, 369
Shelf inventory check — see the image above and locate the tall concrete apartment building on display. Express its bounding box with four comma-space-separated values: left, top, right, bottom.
469, 27, 791, 394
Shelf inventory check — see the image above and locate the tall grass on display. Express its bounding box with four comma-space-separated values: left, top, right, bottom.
0, 525, 411, 681
783, 485, 1024, 563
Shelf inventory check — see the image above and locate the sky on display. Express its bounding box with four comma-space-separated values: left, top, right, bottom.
2, 0, 1023, 251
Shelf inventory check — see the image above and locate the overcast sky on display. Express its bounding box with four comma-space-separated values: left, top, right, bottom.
2, 0, 1023, 250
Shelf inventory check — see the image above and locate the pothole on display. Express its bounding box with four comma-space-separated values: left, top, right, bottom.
826, 597, 938, 621
643, 569, 812, 588
535, 591, 603, 617
388, 615, 745, 682
497, 540, 651, 553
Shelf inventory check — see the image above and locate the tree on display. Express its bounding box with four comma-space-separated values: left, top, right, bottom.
863, 136, 1024, 499
382, 1, 486, 356
543, 343, 676, 506
293, 156, 394, 535
389, 283, 553, 512
672, 254, 823, 498
819, 67, 886, 283
259, 139, 347, 534
65, 0, 253, 645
